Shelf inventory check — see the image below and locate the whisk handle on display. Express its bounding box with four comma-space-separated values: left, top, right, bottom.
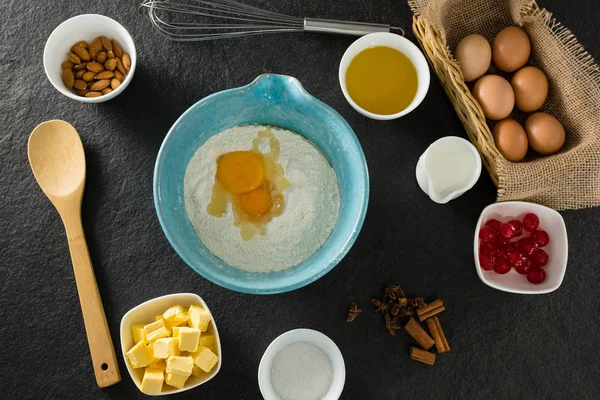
304, 18, 390, 36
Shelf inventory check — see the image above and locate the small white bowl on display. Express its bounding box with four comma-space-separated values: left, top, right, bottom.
338, 32, 430, 120
44, 14, 136, 103
474, 201, 568, 294
120, 293, 222, 396
258, 329, 345, 400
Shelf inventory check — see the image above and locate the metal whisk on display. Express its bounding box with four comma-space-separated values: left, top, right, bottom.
140, 0, 404, 41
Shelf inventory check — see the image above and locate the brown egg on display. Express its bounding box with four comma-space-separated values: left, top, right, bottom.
455, 34, 492, 82
472, 75, 515, 120
492, 119, 528, 162
492, 26, 531, 72
511, 66, 548, 112
525, 112, 565, 155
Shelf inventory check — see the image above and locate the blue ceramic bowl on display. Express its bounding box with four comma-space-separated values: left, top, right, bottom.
154, 74, 369, 294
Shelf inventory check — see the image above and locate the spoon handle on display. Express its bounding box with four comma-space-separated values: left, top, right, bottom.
63, 216, 121, 388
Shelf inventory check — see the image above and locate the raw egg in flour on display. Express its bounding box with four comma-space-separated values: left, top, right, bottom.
207, 127, 290, 241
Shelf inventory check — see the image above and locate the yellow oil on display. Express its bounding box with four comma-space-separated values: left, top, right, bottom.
345, 46, 418, 115
207, 127, 290, 241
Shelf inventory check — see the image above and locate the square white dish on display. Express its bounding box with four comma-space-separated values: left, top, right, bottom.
120, 293, 221, 395
474, 201, 568, 294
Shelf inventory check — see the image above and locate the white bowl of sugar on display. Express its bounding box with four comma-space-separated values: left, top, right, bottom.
258, 329, 345, 400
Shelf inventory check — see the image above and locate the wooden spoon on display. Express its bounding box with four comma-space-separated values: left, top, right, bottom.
28, 120, 120, 388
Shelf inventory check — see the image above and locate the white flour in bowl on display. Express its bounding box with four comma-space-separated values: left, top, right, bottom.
184, 125, 340, 273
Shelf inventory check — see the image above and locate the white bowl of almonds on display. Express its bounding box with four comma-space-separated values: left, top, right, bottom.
43, 14, 136, 103
120, 293, 222, 396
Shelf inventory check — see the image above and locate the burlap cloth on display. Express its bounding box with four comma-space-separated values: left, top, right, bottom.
408, 0, 600, 210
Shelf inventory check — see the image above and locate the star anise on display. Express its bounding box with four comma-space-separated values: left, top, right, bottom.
384, 314, 402, 336
371, 298, 389, 313
346, 302, 361, 322
385, 285, 399, 300
409, 297, 426, 309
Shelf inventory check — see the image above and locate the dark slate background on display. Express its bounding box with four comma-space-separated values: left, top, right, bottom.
1, 0, 599, 399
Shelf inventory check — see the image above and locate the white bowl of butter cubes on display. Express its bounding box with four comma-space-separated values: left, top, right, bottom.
120, 293, 221, 395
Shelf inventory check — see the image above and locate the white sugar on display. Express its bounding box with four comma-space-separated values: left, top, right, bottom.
271, 341, 333, 400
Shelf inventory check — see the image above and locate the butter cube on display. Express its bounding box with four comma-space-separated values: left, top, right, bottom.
178, 327, 201, 352
153, 337, 180, 359
149, 359, 166, 371
199, 333, 217, 352
141, 368, 164, 395
126, 341, 154, 369
188, 305, 211, 332
163, 305, 189, 326
193, 346, 218, 373
172, 327, 180, 338
144, 319, 171, 343
166, 356, 194, 376
191, 365, 202, 377
131, 322, 147, 344
165, 372, 188, 389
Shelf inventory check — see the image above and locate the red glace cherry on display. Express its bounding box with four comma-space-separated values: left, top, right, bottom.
480, 242, 499, 256
479, 226, 498, 243
507, 250, 526, 268
531, 230, 550, 247
515, 258, 532, 275
517, 237, 537, 256
506, 242, 518, 255
507, 220, 523, 237
527, 267, 547, 284
485, 218, 502, 231
522, 213, 540, 232
493, 256, 511, 274
531, 249, 549, 267
500, 223, 517, 239
496, 235, 511, 249
479, 253, 495, 271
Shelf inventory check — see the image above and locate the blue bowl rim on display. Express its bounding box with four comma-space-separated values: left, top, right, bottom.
153, 73, 369, 294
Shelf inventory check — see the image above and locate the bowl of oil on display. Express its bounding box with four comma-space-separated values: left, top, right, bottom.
339, 32, 430, 120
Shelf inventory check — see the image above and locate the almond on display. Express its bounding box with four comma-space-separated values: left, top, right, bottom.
85, 91, 103, 98
67, 52, 81, 64
77, 90, 89, 96
72, 40, 88, 50
101, 87, 113, 95
62, 68, 74, 89
114, 70, 124, 82
74, 63, 88, 71
116, 58, 126, 74
74, 79, 87, 91
90, 79, 111, 91
95, 71, 114, 80
87, 62, 104, 73
110, 78, 121, 90
89, 39, 102, 59
62, 61, 74, 70
107, 50, 115, 59
75, 70, 86, 79
112, 39, 123, 58
100, 36, 113, 51
104, 58, 117, 71
96, 51, 107, 64
82, 71, 96, 82
72, 46, 90, 62
122, 53, 131, 71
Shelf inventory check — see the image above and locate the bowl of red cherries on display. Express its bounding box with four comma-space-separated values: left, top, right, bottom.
474, 201, 568, 294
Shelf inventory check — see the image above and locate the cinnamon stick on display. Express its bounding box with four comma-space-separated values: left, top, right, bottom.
416, 299, 445, 321
426, 316, 450, 353
404, 317, 435, 350
409, 346, 436, 366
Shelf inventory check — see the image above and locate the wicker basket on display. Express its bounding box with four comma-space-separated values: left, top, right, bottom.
409, 0, 600, 210
412, 14, 502, 185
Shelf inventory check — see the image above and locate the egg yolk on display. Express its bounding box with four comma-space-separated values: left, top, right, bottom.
240, 187, 272, 216
216, 152, 264, 195
206, 127, 290, 241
